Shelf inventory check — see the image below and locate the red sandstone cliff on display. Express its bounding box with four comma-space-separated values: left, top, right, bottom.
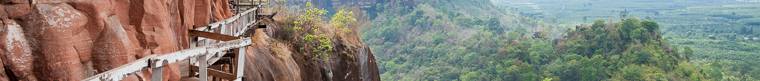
0, 0, 380, 81
0, 0, 234, 80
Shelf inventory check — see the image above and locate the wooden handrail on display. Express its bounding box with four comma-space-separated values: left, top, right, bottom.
84, 3, 265, 81
83, 38, 251, 81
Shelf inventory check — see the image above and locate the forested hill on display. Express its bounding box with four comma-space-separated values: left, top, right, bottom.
357, 0, 743, 81
360, 0, 548, 80
552, 19, 701, 81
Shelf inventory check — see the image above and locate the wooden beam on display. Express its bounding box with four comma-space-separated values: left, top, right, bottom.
189, 65, 235, 81
211, 57, 233, 65
208, 68, 237, 80
151, 38, 251, 67
189, 30, 239, 41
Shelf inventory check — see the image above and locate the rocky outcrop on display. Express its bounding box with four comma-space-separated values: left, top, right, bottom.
22, 3, 91, 80
243, 16, 380, 81
244, 29, 303, 81
0, 0, 234, 80
0, 18, 36, 81
1, 0, 379, 81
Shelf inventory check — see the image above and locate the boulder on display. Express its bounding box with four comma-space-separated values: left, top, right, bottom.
0, 19, 38, 81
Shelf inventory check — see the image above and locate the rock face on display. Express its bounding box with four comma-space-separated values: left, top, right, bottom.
244, 26, 381, 81
0, 0, 234, 80
244, 29, 303, 81
23, 3, 91, 80
0, 0, 380, 81
0, 18, 37, 81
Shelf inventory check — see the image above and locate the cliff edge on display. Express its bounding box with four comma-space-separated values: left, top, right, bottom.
0, 0, 379, 81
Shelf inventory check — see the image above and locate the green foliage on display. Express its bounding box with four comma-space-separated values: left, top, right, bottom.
363, 0, 549, 80
542, 77, 554, 81
459, 71, 482, 81
682, 47, 693, 60
372, 16, 715, 80
292, 2, 333, 62
357, 0, 757, 80
293, 2, 328, 32
330, 9, 357, 32
497, 1, 760, 80
674, 62, 706, 81
611, 65, 669, 81
305, 34, 333, 61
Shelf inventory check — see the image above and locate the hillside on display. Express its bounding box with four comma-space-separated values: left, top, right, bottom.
361, 0, 756, 81
494, 0, 760, 80
360, 0, 551, 80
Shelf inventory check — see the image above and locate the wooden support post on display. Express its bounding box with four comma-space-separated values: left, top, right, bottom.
199, 54, 208, 81
151, 60, 165, 81
236, 47, 246, 80
236, 0, 240, 13
151, 67, 163, 81
231, 49, 238, 75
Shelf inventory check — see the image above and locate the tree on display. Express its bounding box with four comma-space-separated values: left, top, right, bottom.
460, 71, 482, 81
294, 2, 332, 62
617, 65, 644, 81
682, 47, 693, 60
620, 18, 640, 43
640, 21, 659, 33
330, 9, 357, 32
293, 2, 328, 32
592, 20, 606, 33
305, 34, 333, 61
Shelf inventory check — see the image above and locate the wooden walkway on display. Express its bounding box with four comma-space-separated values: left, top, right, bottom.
83, 0, 272, 80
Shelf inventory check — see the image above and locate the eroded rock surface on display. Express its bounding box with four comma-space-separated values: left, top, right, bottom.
0, 0, 233, 80
243, 23, 381, 81
0, 18, 37, 81
23, 3, 90, 80
0, 0, 379, 81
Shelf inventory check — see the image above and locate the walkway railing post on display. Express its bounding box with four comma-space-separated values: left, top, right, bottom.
151, 60, 164, 81
236, 47, 247, 81
199, 54, 209, 81
83, 6, 262, 81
